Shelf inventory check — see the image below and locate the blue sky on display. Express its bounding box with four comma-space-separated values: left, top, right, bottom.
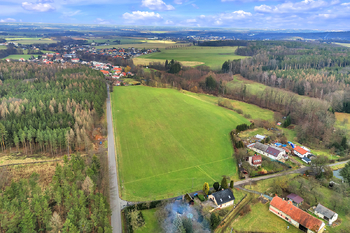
0, 0, 349, 30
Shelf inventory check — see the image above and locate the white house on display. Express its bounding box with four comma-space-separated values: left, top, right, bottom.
314, 204, 338, 225
293, 146, 311, 158
250, 142, 286, 161
208, 189, 235, 210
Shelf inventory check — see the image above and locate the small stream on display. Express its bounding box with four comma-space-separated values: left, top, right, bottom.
333, 169, 344, 180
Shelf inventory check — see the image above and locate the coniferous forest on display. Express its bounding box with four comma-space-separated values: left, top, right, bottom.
0, 62, 110, 232
0, 62, 107, 155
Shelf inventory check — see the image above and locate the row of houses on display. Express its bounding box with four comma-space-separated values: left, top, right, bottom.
248, 142, 288, 161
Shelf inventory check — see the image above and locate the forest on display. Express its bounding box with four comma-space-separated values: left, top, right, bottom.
0, 62, 107, 155
224, 41, 350, 112
0, 154, 112, 232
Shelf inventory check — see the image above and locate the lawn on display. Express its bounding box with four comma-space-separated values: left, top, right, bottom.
226, 75, 267, 95
335, 112, 350, 130
112, 86, 250, 201
135, 209, 162, 233
2, 54, 38, 60
223, 202, 300, 233
183, 91, 274, 121
0, 45, 6, 50
134, 46, 247, 69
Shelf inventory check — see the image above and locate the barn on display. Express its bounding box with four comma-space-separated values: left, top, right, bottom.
269, 196, 325, 233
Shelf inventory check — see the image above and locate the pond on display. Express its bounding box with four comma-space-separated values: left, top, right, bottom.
333, 169, 344, 180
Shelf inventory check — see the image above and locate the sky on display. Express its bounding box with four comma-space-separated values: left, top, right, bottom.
0, 0, 350, 30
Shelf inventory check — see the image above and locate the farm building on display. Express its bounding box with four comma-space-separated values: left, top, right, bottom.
293, 146, 311, 158
269, 196, 325, 233
286, 193, 304, 207
250, 142, 286, 161
314, 204, 338, 225
208, 189, 235, 209
247, 154, 262, 167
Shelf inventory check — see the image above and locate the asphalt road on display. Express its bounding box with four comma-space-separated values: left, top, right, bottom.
107, 85, 122, 233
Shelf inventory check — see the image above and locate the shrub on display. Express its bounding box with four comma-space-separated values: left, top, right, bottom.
239, 204, 251, 216
197, 194, 205, 201
235, 109, 244, 114
243, 114, 251, 119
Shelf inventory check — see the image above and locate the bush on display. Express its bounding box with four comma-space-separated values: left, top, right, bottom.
235, 109, 244, 114
197, 194, 205, 201
239, 204, 251, 216
243, 114, 251, 119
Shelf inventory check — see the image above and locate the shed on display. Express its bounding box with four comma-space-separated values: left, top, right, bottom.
314, 204, 338, 225
302, 157, 311, 164
255, 134, 266, 140
286, 193, 304, 207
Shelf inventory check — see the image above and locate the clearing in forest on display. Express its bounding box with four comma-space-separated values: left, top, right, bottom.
112, 86, 250, 201
134, 46, 247, 69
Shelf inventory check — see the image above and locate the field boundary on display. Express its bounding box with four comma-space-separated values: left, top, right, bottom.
0, 159, 63, 168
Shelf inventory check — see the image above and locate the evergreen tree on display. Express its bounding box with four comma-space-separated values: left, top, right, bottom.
221, 177, 228, 190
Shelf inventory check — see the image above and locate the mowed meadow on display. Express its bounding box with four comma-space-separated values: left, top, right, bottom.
133, 46, 247, 69
112, 86, 250, 201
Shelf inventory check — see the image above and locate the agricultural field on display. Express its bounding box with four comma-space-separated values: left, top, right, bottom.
95, 39, 184, 49
134, 46, 247, 69
183, 91, 274, 121
0, 45, 6, 50
112, 86, 250, 201
3, 37, 57, 44
2, 54, 38, 60
334, 43, 350, 47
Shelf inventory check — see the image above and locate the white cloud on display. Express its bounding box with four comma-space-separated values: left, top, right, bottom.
95, 18, 111, 24
123, 11, 163, 21
165, 20, 173, 24
192, 3, 199, 9
0, 18, 16, 22
255, 0, 329, 13
341, 2, 350, 5
37, 0, 54, 2
22, 2, 55, 12
141, 0, 175, 11
62, 10, 81, 17
174, 0, 182, 4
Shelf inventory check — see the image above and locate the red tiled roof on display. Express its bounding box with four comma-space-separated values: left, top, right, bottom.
100, 70, 109, 74
294, 146, 308, 155
270, 196, 323, 232
252, 155, 262, 164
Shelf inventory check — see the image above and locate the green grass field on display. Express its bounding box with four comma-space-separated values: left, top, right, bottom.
2, 54, 38, 60
112, 86, 250, 201
334, 43, 350, 47
0, 45, 6, 50
134, 46, 247, 69
135, 209, 161, 233
335, 112, 350, 130
184, 91, 274, 121
224, 202, 300, 233
227, 75, 267, 95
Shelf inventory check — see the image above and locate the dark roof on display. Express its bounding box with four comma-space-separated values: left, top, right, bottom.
287, 193, 304, 204
212, 189, 235, 205
253, 142, 268, 152
266, 146, 282, 157
315, 204, 336, 219
270, 197, 323, 232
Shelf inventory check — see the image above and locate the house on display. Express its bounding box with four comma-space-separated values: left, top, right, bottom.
208, 189, 235, 209
100, 70, 109, 75
247, 154, 262, 167
71, 58, 80, 63
269, 196, 325, 233
293, 146, 311, 158
286, 193, 304, 207
19, 58, 25, 62
255, 134, 266, 141
314, 204, 338, 225
265, 146, 286, 160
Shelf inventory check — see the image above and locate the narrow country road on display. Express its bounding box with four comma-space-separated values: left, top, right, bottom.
329, 159, 350, 167
107, 85, 122, 233
234, 166, 310, 187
